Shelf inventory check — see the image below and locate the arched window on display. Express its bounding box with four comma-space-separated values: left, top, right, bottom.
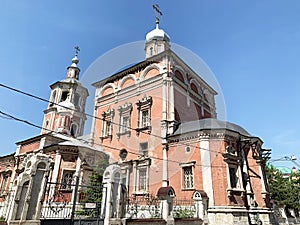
191, 83, 198, 94
70, 123, 78, 136
16, 181, 30, 220
74, 93, 80, 107
60, 91, 69, 102
49, 90, 56, 106
37, 162, 46, 169
175, 70, 185, 83
45, 120, 49, 129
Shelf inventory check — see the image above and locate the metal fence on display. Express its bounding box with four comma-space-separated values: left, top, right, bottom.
40, 176, 104, 225
126, 194, 161, 219
172, 197, 196, 218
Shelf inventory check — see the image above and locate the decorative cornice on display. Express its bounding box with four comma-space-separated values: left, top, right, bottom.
92, 60, 156, 88
101, 108, 115, 118
136, 96, 153, 108
118, 102, 132, 112
168, 130, 240, 144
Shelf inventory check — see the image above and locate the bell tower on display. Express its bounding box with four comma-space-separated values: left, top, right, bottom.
41, 47, 89, 137
145, 4, 170, 58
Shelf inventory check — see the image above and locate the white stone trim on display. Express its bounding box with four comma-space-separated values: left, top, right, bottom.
140, 63, 163, 81
118, 74, 137, 90
200, 139, 214, 206
99, 83, 116, 97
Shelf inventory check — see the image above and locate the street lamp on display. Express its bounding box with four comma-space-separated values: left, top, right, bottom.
269, 155, 300, 168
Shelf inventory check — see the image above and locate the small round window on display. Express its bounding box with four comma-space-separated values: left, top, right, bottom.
185, 146, 191, 153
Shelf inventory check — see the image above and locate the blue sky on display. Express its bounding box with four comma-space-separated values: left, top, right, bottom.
1, 1, 300, 169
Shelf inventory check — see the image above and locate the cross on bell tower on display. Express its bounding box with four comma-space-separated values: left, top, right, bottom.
145, 4, 170, 58
75, 46, 80, 57
153, 4, 163, 25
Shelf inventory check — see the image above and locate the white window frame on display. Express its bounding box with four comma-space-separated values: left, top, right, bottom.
117, 103, 132, 138
103, 120, 112, 137
223, 144, 243, 192
0, 172, 10, 194
136, 96, 152, 134
137, 167, 148, 192
180, 161, 196, 190
133, 159, 151, 195
101, 108, 115, 141
141, 109, 150, 127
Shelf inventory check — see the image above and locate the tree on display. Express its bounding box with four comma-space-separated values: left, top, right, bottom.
266, 165, 300, 217
288, 171, 300, 213
76, 155, 109, 218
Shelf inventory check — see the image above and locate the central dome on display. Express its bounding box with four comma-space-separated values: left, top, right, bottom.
146, 24, 170, 42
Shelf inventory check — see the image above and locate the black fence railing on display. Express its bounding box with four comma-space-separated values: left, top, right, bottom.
40, 176, 104, 222
126, 194, 161, 219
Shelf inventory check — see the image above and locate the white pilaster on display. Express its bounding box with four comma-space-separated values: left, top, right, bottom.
162, 145, 168, 187
49, 151, 61, 198
200, 139, 214, 206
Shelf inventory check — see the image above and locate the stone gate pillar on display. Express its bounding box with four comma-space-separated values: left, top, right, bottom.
9, 153, 53, 225
192, 190, 208, 223
101, 164, 126, 225
157, 186, 175, 223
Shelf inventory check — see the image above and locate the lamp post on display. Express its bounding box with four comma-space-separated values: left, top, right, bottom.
269, 155, 300, 168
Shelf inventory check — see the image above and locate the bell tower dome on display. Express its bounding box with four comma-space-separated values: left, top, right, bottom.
41, 47, 89, 137
145, 4, 170, 58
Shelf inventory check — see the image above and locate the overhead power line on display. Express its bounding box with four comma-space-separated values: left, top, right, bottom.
0, 109, 241, 169
0, 82, 224, 156
0, 82, 265, 169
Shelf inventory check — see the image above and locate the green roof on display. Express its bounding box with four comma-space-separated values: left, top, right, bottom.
276, 166, 292, 174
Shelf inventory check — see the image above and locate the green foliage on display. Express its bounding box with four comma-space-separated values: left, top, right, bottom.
173, 207, 195, 218
266, 165, 300, 210
76, 155, 109, 218
288, 171, 300, 210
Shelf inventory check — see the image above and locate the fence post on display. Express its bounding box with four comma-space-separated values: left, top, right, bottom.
39, 173, 50, 219
71, 175, 79, 223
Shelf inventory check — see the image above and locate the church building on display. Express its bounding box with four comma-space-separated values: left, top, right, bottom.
91, 6, 275, 225
0, 5, 276, 225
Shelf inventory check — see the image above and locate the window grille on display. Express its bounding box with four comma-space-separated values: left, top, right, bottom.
138, 167, 147, 191
141, 110, 150, 127
0, 174, 9, 193
122, 116, 129, 132
183, 166, 194, 189
61, 171, 74, 190
101, 108, 115, 140
136, 96, 152, 134
117, 103, 132, 137
133, 158, 151, 195
104, 120, 112, 136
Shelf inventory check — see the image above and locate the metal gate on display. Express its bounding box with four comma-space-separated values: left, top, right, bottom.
40, 176, 104, 225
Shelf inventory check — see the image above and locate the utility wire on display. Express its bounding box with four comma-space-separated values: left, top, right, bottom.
0, 82, 224, 156
0, 82, 265, 168
0, 109, 239, 169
